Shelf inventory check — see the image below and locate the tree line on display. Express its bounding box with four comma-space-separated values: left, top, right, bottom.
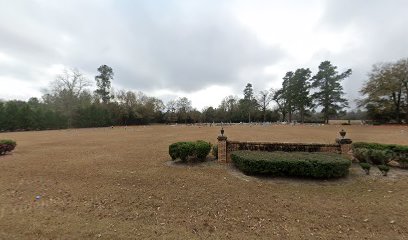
0, 59, 405, 131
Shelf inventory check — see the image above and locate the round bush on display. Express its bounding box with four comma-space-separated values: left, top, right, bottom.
195, 140, 212, 161
231, 151, 351, 179
168, 140, 212, 162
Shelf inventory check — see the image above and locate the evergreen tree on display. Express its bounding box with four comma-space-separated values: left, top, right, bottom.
95, 65, 114, 104
292, 68, 312, 123
312, 61, 351, 123
240, 83, 257, 122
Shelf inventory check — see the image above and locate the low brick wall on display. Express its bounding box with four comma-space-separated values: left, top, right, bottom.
227, 141, 341, 152
225, 141, 341, 162
217, 133, 350, 163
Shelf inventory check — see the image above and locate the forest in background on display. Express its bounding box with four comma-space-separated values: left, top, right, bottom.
1, 59, 407, 132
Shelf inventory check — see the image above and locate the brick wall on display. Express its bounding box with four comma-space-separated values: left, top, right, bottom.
217, 137, 348, 163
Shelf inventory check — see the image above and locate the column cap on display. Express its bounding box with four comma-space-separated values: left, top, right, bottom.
217, 136, 227, 141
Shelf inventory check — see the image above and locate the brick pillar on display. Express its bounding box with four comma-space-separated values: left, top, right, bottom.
335, 138, 353, 157
217, 135, 227, 163
340, 144, 352, 156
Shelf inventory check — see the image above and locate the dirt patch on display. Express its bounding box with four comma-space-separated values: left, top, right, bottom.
0, 125, 408, 239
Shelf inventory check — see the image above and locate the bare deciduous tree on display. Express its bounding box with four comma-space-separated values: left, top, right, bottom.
257, 89, 273, 122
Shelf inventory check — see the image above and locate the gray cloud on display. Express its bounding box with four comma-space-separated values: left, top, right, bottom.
319, 0, 408, 107
1, 0, 408, 109
0, 0, 283, 97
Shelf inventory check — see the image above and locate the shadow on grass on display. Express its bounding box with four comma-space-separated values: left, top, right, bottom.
165, 157, 218, 168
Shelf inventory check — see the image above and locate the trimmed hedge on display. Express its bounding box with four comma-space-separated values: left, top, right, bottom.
169, 141, 212, 162
352, 142, 408, 155
0, 139, 17, 155
231, 151, 351, 179
352, 142, 408, 166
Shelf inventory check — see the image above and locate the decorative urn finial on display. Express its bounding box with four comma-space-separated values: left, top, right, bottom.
339, 129, 346, 139
221, 127, 224, 137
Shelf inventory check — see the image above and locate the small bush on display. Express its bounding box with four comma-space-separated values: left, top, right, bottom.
369, 149, 391, 165
378, 165, 390, 176
169, 142, 184, 160
352, 142, 408, 166
231, 151, 351, 179
0, 140, 17, 146
352, 142, 407, 152
212, 145, 218, 159
0, 139, 17, 155
178, 142, 196, 162
195, 141, 212, 161
359, 162, 371, 175
353, 148, 370, 162
168, 140, 211, 162
352, 142, 396, 151
353, 147, 391, 165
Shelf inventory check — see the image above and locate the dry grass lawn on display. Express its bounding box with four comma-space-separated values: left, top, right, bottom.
1, 124, 408, 239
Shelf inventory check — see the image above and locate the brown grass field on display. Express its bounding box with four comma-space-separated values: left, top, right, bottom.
1, 124, 408, 239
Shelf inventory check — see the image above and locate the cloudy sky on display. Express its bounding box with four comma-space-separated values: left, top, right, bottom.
1, 0, 408, 110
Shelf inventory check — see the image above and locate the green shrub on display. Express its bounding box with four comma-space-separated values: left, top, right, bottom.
178, 142, 196, 162
378, 165, 390, 176
168, 140, 211, 162
352, 142, 408, 166
231, 151, 351, 179
352, 142, 394, 151
359, 162, 371, 175
0, 139, 17, 155
352, 142, 402, 152
195, 141, 212, 161
369, 149, 391, 165
212, 145, 218, 159
169, 142, 184, 160
0, 140, 17, 146
353, 148, 390, 165
353, 148, 370, 162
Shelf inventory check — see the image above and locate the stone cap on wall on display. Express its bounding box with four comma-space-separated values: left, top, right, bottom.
217, 136, 228, 141
227, 140, 340, 147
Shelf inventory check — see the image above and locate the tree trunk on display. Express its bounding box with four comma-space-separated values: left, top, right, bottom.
392, 91, 402, 123
288, 110, 292, 123
281, 111, 287, 122
263, 103, 267, 123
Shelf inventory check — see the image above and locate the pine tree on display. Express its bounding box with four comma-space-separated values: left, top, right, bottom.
292, 68, 312, 123
312, 61, 351, 123
95, 65, 114, 104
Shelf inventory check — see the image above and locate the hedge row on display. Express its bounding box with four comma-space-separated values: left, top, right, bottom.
352, 142, 408, 166
0, 139, 17, 155
169, 140, 212, 162
231, 150, 351, 179
352, 142, 408, 153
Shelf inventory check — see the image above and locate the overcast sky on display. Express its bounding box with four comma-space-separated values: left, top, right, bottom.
1, 0, 408, 110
